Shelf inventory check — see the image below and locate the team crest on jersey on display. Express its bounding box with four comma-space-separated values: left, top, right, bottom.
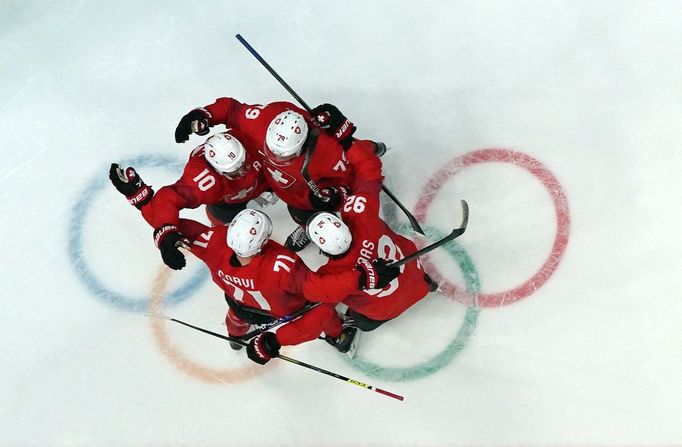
265, 166, 297, 188
225, 185, 255, 201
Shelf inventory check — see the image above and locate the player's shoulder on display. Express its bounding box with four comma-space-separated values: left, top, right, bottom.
262, 239, 298, 259
266, 101, 303, 113
341, 192, 377, 218
187, 144, 209, 165
314, 131, 344, 155
205, 224, 228, 244
261, 241, 302, 271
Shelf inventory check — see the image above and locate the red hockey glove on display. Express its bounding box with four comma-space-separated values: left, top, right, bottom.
109, 163, 153, 209
356, 258, 400, 290
246, 332, 281, 365
153, 224, 188, 270
309, 186, 349, 212
174, 108, 211, 143
311, 103, 356, 149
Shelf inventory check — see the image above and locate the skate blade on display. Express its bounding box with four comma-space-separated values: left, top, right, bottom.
345, 330, 362, 359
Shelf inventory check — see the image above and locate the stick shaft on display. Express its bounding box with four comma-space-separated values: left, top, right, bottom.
239, 303, 322, 340
235, 34, 311, 111
156, 315, 404, 401
389, 200, 469, 268
234, 33, 424, 234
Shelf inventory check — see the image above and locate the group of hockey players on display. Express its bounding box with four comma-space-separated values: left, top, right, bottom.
110, 97, 437, 365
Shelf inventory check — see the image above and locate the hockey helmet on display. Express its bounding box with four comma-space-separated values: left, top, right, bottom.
265, 110, 308, 162
204, 132, 247, 177
227, 209, 273, 257
307, 212, 352, 256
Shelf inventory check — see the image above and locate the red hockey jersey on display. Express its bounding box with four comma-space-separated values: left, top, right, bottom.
302, 179, 430, 321
140, 138, 268, 228
203, 97, 382, 210
177, 219, 309, 317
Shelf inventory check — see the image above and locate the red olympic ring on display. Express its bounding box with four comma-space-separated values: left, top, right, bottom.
414, 148, 571, 307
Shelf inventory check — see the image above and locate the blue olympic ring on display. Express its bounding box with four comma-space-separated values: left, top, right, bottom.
67, 155, 208, 312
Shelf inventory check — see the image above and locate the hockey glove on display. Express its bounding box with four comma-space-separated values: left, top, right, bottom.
356, 258, 400, 290
153, 224, 188, 270
246, 332, 281, 365
174, 108, 211, 143
309, 186, 348, 212
311, 103, 356, 150
109, 163, 154, 209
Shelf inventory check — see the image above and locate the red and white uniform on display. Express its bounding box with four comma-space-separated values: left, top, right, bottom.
176, 219, 341, 345
140, 140, 268, 228
202, 97, 382, 210
302, 177, 431, 322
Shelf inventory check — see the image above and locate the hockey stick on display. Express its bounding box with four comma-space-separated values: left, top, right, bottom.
235, 33, 425, 235
300, 128, 326, 200
381, 185, 425, 235
237, 302, 322, 340
148, 314, 404, 401
388, 200, 469, 269
235, 34, 311, 111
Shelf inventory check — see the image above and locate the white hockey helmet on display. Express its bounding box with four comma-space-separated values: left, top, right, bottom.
307, 212, 352, 256
265, 110, 308, 161
227, 209, 273, 257
204, 132, 247, 177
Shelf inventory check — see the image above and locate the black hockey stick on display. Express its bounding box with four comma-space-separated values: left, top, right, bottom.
388, 200, 469, 269
235, 33, 425, 235
147, 314, 404, 401
235, 34, 311, 111
300, 128, 326, 200
237, 302, 322, 340
381, 186, 425, 235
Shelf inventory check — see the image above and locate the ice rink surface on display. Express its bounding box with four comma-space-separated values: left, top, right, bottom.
2, 1, 682, 445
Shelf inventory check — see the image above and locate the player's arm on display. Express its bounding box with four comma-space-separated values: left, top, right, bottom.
346, 140, 384, 198
144, 152, 226, 227
177, 218, 220, 262
152, 217, 223, 271
302, 259, 400, 301
175, 97, 260, 143
270, 249, 311, 297
139, 183, 196, 229
302, 268, 362, 303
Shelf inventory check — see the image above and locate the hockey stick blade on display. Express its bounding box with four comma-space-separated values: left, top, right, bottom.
389, 199, 469, 268
382, 185, 425, 235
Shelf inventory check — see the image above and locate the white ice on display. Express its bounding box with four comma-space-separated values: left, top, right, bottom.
2, 1, 681, 446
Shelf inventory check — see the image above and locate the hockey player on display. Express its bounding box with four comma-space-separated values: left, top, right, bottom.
302, 174, 438, 335
109, 132, 273, 270
174, 98, 383, 252
159, 209, 350, 363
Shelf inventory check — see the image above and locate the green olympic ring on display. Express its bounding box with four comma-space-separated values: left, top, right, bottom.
344, 226, 480, 382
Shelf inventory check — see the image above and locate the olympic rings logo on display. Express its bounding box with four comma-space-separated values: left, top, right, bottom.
414, 148, 571, 307
68, 148, 570, 384
68, 155, 208, 312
